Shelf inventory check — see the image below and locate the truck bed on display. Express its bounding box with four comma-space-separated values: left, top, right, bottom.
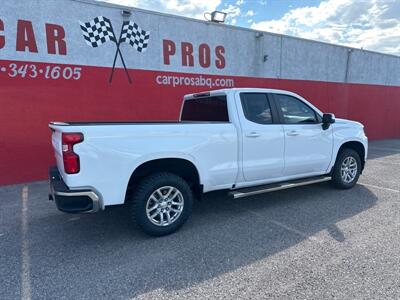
49, 121, 228, 126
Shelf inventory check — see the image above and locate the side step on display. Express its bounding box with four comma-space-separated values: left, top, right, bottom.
230, 176, 331, 199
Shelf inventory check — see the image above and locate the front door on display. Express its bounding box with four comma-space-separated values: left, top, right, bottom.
272, 93, 333, 176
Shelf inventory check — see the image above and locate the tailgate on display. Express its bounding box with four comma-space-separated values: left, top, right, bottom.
49, 124, 65, 175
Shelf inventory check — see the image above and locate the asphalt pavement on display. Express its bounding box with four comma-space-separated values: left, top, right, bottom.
1, 139, 399, 299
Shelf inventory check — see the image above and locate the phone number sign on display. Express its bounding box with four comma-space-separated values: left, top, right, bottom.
0, 62, 81, 80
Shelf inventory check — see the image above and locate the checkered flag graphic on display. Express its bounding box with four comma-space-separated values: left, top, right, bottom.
79, 16, 116, 47
78, 16, 150, 83
120, 21, 150, 52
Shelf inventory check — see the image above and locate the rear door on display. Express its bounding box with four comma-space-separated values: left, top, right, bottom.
238, 93, 285, 181
271, 93, 333, 176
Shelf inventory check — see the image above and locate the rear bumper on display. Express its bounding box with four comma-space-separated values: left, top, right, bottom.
49, 166, 101, 213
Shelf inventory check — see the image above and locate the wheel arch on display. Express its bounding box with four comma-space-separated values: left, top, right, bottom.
335, 141, 366, 172
125, 158, 202, 202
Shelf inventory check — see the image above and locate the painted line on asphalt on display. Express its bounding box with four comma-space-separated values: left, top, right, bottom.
367, 159, 400, 165
268, 219, 321, 242
358, 182, 399, 193
232, 202, 322, 243
21, 185, 31, 300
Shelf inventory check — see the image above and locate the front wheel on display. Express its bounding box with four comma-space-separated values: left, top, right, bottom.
331, 148, 361, 189
130, 172, 193, 236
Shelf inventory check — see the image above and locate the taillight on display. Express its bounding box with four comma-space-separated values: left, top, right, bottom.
62, 133, 84, 174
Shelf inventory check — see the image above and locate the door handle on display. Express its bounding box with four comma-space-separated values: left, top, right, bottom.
286, 130, 299, 136
245, 132, 261, 138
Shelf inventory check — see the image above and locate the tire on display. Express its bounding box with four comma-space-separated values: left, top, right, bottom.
130, 172, 193, 236
331, 148, 361, 189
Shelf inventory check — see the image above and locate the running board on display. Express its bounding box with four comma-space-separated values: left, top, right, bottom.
230, 176, 331, 199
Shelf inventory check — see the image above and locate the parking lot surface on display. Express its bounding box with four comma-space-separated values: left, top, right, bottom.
1, 140, 399, 299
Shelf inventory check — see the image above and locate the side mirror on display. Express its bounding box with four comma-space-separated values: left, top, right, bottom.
322, 113, 335, 130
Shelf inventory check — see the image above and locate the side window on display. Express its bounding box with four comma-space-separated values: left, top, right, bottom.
275, 94, 317, 124
181, 96, 229, 122
240, 93, 273, 124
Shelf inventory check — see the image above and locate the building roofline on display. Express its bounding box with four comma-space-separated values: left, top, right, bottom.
72, 0, 399, 59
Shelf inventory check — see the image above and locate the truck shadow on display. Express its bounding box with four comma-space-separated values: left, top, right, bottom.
28, 182, 378, 298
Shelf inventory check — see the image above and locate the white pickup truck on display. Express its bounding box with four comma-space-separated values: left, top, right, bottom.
49, 88, 368, 236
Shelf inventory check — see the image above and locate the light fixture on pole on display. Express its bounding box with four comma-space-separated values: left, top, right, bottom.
204, 11, 227, 23
121, 10, 131, 18
211, 11, 227, 23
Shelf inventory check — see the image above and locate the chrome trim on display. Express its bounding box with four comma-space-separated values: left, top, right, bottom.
54, 190, 101, 213
231, 176, 331, 199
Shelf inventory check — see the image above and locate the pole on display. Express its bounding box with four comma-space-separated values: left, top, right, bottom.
109, 22, 132, 84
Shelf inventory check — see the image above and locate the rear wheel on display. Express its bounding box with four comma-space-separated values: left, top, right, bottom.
331, 148, 361, 189
130, 172, 193, 236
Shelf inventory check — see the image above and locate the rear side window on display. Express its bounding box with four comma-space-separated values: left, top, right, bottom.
240, 93, 273, 124
181, 96, 229, 122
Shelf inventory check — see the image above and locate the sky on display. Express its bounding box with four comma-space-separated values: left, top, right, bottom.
100, 0, 400, 56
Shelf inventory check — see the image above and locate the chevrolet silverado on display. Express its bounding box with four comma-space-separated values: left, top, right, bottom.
49, 88, 368, 236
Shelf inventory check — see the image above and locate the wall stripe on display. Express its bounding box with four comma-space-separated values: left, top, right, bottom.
0, 60, 399, 185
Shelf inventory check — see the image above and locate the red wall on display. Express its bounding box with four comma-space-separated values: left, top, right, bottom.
1, 60, 399, 185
